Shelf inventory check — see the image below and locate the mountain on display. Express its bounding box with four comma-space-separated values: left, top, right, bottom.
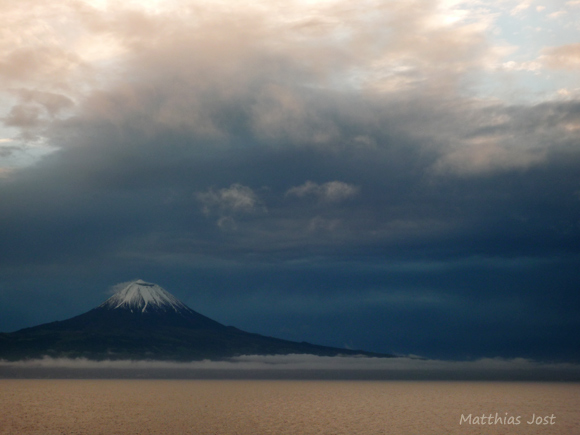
0, 280, 392, 361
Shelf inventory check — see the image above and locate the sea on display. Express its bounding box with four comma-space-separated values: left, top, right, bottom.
0, 379, 578, 435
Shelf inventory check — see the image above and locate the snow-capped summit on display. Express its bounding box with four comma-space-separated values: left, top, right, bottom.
99, 279, 191, 314
0, 280, 393, 361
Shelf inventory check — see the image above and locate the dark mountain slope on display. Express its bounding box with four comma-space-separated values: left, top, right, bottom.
0, 280, 392, 361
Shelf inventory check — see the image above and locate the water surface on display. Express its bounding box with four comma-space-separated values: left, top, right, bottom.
1, 380, 578, 434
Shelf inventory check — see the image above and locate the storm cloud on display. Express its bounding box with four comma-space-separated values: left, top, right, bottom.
0, 0, 579, 362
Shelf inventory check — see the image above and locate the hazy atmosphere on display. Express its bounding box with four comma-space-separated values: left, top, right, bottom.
1, 0, 579, 362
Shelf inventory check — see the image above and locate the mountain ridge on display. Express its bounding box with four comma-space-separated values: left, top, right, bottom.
0, 280, 393, 361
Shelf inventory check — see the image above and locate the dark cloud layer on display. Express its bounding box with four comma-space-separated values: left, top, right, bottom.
0, 0, 579, 362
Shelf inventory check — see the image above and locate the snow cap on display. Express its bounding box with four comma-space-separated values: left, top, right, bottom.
100, 279, 190, 313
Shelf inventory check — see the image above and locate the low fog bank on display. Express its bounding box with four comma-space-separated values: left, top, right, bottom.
1, 355, 579, 381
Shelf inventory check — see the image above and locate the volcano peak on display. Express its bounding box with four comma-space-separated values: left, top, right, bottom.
0, 280, 392, 361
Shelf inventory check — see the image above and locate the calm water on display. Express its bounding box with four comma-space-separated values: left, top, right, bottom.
0, 380, 578, 435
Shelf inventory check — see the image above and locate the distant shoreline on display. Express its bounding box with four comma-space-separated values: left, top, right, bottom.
1, 366, 579, 381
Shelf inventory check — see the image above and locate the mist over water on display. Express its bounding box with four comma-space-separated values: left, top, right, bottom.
1, 355, 580, 381
0, 380, 578, 435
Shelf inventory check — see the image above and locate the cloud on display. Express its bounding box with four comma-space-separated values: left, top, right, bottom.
0, 2, 94, 88
196, 184, 266, 229
542, 43, 580, 70
107, 279, 140, 295
509, 0, 534, 16
1, 0, 571, 173
0, 144, 22, 158
500, 60, 542, 72
548, 10, 567, 19
0, 0, 579, 362
197, 184, 264, 215
0, 168, 15, 178
432, 135, 548, 175
1, 355, 579, 380
286, 181, 359, 203
0, 0, 506, 147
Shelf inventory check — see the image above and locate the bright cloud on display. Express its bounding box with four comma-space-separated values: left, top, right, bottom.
542, 43, 580, 70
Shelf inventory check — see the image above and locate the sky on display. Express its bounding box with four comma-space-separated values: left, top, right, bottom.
0, 0, 579, 362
